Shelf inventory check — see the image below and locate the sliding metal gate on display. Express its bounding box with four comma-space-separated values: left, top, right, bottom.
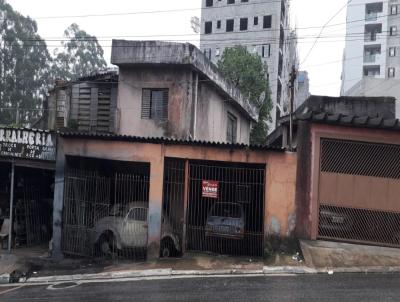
62, 169, 150, 259
317, 138, 400, 247
186, 162, 265, 257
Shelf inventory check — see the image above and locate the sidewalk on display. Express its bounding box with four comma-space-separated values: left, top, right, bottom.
0, 250, 305, 284
300, 240, 400, 268
3, 240, 400, 284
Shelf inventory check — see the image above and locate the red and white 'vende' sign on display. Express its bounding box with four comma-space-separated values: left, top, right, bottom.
202, 180, 219, 199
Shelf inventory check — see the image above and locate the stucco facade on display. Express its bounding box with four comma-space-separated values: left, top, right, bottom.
52, 135, 297, 259
117, 66, 251, 143
112, 40, 257, 145
296, 121, 400, 241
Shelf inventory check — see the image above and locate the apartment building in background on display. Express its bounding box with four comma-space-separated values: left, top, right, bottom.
200, 0, 303, 131
341, 0, 400, 118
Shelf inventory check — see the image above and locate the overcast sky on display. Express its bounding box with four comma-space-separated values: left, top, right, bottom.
7, 0, 348, 96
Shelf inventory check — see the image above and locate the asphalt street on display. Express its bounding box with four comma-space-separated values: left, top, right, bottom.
2, 274, 400, 302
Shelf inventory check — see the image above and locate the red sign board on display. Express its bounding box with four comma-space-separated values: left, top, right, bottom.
202, 180, 219, 199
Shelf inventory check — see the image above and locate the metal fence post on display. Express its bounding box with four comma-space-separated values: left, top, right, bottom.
8, 161, 15, 253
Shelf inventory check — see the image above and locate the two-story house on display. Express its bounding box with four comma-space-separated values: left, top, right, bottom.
49, 40, 258, 145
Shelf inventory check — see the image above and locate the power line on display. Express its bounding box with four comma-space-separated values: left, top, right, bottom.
0, 0, 395, 32
2, 0, 284, 21
1, 36, 381, 48
300, 0, 353, 66
303, 45, 396, 68
2, 29, 391, 43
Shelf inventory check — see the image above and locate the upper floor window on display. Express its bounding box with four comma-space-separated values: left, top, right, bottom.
227, 112, 238, 144
241, 0, 249, 2
389, 47, 396, 57
226, 19, 234, 32
262, 44, 271, 58
206, 0, 213, 7
205, 21, 213, 34
240, 18, 248, 31
228, 0, 235, 4
217, 20, 221, 29
254, 16, 259, 25
388, 67, 396, 78
141, 89, 169, 120
263, 15, 272, 29
391, 5, 398, 15
390, 26, 397, 36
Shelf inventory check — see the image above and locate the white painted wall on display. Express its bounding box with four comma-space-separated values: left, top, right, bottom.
342, 0, 390, 95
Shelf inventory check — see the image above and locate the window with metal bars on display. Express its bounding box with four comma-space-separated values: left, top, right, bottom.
141, 89, 169, 120
227, 112, 238, 144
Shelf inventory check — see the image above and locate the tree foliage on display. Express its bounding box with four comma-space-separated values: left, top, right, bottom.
0, 0, 51, 126
0, 0, 108, 127
52, 23, 107, 81
218, 46, 272, 145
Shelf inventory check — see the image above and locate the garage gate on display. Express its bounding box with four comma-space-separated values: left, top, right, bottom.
61, 158, 150, 260
317, 138, 400, 247
186, 161, 265, 257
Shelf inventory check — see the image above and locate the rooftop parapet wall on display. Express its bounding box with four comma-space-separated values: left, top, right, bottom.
297, 95, 397, 119
111, 40, 258, 122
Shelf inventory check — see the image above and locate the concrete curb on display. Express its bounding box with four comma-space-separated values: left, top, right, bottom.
171, 269, 264, 276
263, 266, 318, 275
321, 266, 400, 274
263, 266, 400, 275
15, 266, 400, 284
24, 269, 173, 284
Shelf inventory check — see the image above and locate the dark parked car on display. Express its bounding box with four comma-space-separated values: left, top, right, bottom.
205, 202, 245, 239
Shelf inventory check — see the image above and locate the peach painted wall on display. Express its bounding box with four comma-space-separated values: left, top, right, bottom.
59, 137, 298, 256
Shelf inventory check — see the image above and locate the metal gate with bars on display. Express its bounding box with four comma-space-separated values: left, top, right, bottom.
160, 158, 185, 257
62, 169, 150, 259
317, 138, 400, 247
186, 162, 265, 257
14, 182, 52, 247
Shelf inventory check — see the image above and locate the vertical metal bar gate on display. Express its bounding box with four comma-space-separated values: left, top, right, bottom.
62, 168, 150, 260
186, 162, 265, 257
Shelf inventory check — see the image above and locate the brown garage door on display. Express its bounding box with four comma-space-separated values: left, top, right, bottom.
317, 138, 400, 247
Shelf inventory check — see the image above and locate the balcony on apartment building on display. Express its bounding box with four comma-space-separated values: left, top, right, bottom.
364, 23, 383, 42
363, 65, 381, 78
363, 45, 382, 64
365, 2, 383, 22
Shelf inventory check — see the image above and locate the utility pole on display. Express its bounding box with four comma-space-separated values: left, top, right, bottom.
289, 66, 297, 151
